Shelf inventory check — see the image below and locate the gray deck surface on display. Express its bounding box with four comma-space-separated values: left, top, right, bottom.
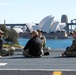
0, 51, 76, 75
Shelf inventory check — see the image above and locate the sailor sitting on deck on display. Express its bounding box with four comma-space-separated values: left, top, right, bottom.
23, 30, 43, 58
37, 29, 51, 55
61, 30, 76, 57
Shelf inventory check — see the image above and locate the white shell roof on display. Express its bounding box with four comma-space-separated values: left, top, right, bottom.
13, 28, 23, 33
25, 15, 66, 33
26, 22, 36, 32
50, 21, 60, 32
40, 16, 54, 33
39, 15, 53, 28
59, 23, 66, 31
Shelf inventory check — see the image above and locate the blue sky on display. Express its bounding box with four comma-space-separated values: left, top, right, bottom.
0, 0, 76, 24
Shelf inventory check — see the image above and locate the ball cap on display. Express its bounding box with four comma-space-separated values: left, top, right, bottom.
30, 30, 38, 35
37, 29, 42, 32
71, 30, 76, 34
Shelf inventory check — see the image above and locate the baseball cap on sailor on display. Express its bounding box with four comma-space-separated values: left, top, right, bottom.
30, 30, 38, 35
70, 30, 76, 34
37, 29, 42, 32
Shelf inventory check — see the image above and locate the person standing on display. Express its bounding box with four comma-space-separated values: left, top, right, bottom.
23, 30, 43, 57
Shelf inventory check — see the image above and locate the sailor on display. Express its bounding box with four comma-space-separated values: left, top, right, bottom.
37, 29, 51, 55
61, 30, 76, 57
23, 30, 43, 57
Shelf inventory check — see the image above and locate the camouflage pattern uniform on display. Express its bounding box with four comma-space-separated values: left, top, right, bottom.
64, 39, 76, 56
40, 35, 46, 49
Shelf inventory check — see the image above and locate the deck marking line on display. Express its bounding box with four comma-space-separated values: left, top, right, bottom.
53, 71, 62, 75
0, 63, 7, 66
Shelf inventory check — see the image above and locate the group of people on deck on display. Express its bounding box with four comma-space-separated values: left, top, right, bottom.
0, 29, 76, 57
23, 29, 50, 58
23, 29, 76, 58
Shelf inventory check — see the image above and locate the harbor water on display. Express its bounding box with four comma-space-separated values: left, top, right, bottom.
18, 38, 73, 50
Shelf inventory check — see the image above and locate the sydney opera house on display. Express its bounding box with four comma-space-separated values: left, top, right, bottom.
14, 15, 68, 39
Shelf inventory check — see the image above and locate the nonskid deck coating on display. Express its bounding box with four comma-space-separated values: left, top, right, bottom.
0, 51, 76, 70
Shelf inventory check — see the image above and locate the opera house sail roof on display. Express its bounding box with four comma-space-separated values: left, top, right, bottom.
59, 23, 66, 31
13, 28, 23, 33
34, 15, 67, 39
39, 15, 53, 28
50, 21, 60, 32
41, 17, 54, 33
17, 15, 68, 39
38, 15, 67, 33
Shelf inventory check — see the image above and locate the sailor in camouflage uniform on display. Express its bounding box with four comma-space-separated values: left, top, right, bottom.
62, 30, 76, 57
37, 29, 51, 55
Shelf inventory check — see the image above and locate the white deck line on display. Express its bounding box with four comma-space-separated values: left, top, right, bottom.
0, 63, 7, 66
0, 69, 76, 71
